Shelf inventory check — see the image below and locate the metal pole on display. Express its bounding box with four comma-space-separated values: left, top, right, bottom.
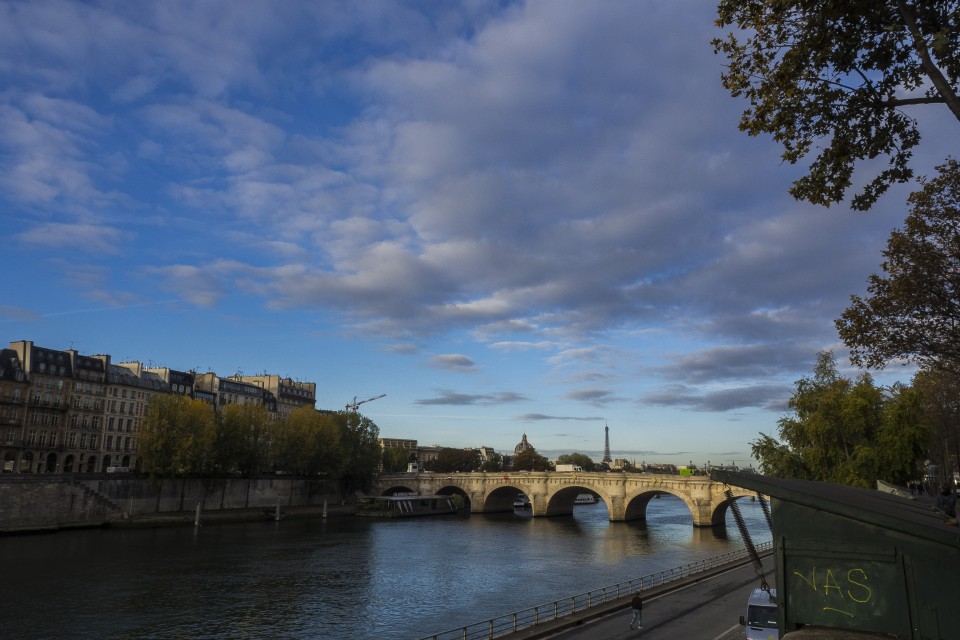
194, 501, 201, 527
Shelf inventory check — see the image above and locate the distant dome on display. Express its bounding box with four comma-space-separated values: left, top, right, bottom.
514, 433, 533, 454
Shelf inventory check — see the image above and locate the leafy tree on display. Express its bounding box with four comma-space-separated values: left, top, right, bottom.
556, 453, 596, 471
511, 447, 551, 472
214, 403, 273, 476
337, 412, 382, 494
714, 1, 960, 210
837, 159, 960, 372
272, 407, 342, 475
381, 446, 412, 473
912, 367, 960, 480
480, 452, 503, 472
139, 394, 217, 478
752, 351, 928, 487
425, 448, 480, 473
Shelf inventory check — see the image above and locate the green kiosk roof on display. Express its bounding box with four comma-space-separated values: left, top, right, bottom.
711, 470, 959, 640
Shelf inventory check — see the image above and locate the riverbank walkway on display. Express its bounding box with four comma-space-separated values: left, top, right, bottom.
418, 549, 773, 640
523, 558, 773, 640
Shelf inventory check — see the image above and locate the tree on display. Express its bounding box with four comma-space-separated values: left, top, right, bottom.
837, 159, 960, 371
337, 412, 381, 494
510, 447, 551, 472
425, 447, 481, 473
751, 351, 928, 487
912, 367, 960, 479
213, 403, 273, 476
139, 394, 217, 478
271, 407, 341, 475
381, 446, 411, 473
714, 1, 960, 210
480, 452, 503, 472
556, 453, 596, 472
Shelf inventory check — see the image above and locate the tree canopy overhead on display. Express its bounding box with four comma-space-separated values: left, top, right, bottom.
837, 159, 960, 372
752, 351, 928, 487
714, 1, 960, 210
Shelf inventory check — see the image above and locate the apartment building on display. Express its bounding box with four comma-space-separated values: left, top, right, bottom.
0, 348, 28, 472
194, 372, 278, 413
0, 340, 318, 474
239, 374, 316, 420
7, 340, 106, 473
103, 362, 168, 471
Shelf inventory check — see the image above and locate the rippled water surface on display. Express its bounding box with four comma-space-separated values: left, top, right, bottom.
0, 496, 770, 640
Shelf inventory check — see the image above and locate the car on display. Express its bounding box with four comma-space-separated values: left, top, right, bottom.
740, 587, 778, 640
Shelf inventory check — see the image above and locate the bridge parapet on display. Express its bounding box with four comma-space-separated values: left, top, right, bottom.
371, 472, 757, 527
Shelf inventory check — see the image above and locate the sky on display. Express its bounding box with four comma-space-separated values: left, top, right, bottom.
1, 1, 956, 467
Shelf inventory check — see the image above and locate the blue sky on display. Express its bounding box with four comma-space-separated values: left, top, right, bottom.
1, 1, 955, 466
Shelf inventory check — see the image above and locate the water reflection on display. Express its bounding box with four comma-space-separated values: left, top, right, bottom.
0, 496, 770, 640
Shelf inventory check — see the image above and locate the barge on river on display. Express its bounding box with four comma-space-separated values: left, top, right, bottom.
356, 495, 459, 518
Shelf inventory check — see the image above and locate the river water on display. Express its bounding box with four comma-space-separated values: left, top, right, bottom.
0, 496, 771, 640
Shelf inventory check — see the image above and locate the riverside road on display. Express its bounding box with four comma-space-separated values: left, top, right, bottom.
511, 557, 775, 640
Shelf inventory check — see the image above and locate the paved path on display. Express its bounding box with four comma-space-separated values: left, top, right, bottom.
507, 557, 775, 640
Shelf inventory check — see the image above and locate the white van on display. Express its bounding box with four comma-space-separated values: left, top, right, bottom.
740, 588, 778, 640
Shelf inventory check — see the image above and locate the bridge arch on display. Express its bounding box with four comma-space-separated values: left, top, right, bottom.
623, 489, 697, 522
707, 492, 760, 527
483, 484, 529, 513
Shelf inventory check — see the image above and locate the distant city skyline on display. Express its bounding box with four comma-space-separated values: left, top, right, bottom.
2, 2, 951, 467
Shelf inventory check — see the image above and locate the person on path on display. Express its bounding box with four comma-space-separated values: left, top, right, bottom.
629, 592, 643, 630
936, 483, 957, 521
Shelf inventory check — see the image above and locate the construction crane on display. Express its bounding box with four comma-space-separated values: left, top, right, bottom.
345, 394, 386, 412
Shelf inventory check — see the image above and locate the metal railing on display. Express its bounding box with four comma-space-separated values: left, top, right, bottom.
417, 541, 772, 640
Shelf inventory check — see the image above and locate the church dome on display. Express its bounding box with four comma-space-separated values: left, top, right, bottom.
514, 433, 533, 454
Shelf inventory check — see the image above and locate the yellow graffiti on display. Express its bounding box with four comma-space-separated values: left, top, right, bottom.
846, 568, 872, 604
823, 569, 843, 597
792, 565, 874, 619
794, 568, 817, 591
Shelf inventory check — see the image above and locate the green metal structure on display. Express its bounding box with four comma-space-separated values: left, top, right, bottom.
712, 470, 960, 640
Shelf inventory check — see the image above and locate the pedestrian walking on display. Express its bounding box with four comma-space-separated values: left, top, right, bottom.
629, 592, 643, 630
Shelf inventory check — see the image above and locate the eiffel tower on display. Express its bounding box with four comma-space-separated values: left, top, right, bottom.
602, 423, 612, 464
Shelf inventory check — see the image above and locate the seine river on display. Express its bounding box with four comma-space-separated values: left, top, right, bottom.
0, 496, 771, 640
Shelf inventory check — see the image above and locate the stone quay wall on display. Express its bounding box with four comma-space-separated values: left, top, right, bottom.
0, 475, 341, 533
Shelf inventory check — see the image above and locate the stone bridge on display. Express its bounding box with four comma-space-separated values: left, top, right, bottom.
370, 471, 757, 527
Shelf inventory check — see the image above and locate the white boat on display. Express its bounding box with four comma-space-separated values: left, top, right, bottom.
513, 494, 531, 509
574, 493, 597, 505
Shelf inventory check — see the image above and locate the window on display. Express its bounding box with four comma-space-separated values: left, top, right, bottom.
28, 430, 36, 446
106, 435, 113, 450
79, 434, 87, 448
68, 432, 77, 448
5, 429, 13, 445
90, 435, 98, 449
107, 417, 115, 431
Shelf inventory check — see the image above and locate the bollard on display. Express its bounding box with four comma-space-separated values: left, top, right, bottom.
194, 502, 201, 527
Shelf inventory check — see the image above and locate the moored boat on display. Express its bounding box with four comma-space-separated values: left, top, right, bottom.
513, 493, 531, 509
356, 495, 459, 518
574, 493, 597, 505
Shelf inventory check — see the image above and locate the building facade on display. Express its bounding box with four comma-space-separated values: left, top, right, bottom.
0, 340, 317, 474
239, 375, 316, 421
